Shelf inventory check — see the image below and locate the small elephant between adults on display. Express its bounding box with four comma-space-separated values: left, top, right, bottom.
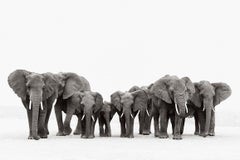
111, 90, 148, 138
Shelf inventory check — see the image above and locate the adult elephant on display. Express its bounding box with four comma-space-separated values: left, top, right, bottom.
111, 90, 148, 138
186, 81, 231, 137
129, 85, 153, 135
150, 75, 195, 140
54, 72, 91, 136
98, 101, 117, 137
8, 70, 65, 140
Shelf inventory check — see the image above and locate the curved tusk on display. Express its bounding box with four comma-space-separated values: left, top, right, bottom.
81, 114, 85, 120
120, 113, 124, 118
175, 103, 180, 115
130, 113, 134, 118
40, 102, 44, 110
185, 102, 188, 113
92, 116, 95, 121
29, 101, 32, 110
137, 110, 140, 115
52, 99, 57, 107
202, 105, 206, 111
211, 106, 215, 112
146, 109, 150, 116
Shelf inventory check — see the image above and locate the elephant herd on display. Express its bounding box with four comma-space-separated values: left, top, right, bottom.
8, 70, 232, 140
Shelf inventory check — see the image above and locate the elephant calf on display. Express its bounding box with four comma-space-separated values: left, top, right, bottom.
98, 101, 116, 137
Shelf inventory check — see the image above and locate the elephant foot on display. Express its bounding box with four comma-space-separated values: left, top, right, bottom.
159, 133, 169, 139
154, 132, 160, 137
73, 130, 81, 135
199, 133, 208, 137
120, 134, 126, 138
81, 135, 94, 139
56, 131, 65, 136
100, 132, 106, 137
46, 129, 49, 135
40, 134, 48, 139
173, 134, 182, 140
106, 133, 111, 137
128, 135, 134, 138
33, 135, 41, 140
63, 127, 72, 135
89, 135, 95, 139
194, 131, 200, 135
28, 135, 33, 139
142, 131, 151, 135
208, 132, 215, 136
38, 129, 48, 138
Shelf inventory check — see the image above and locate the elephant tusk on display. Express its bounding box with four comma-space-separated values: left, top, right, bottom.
81, 114, 85, 120
92, 116, 95, 121
146, 109, 150, 117
120, 113, 124, 118
29, 101, 32, 110
131, 113, 134, 118
137, 110, 140, 116
40, 102, 44, 110
211, 106, 215, 112
202, 105, 206, 111
175, 103, 180, 115
185, 102, 188, 113
52, 99, 57, 107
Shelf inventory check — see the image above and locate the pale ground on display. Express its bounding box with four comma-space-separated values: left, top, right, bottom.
0, 107, 240, 160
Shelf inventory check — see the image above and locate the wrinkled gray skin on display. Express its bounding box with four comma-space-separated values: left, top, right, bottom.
129, 85, 153, 135
98, 101, 116, 137
54, 72, 91, 136
8, 70, 65, 140
181, 81, 232, 137
111, 90, 148, 138
150, 75, 195, 140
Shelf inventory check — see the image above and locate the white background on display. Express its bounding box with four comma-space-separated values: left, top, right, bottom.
0, 1, 240, 160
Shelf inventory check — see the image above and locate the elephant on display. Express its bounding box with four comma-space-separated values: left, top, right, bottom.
182, 81, 232, 137
98, 101, 117, 137
150, 75, 195, 140
110, 90, 148, 138
54, 72, 91, 136
129, 85, 153, 135
8, 70, 65, 140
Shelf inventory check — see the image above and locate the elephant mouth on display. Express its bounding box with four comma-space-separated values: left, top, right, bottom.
174, 100, 188, 116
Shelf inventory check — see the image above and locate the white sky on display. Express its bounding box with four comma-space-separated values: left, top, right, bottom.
0, 0, 239, 115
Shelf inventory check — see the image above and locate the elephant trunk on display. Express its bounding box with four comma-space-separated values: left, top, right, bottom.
204, 99, 212, 137
85, 112, 92, 138
30, 91, 42, 140
123, 110, 131, 137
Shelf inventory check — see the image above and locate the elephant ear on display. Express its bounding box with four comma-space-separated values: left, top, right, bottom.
181, 77, 195, 96
212, 83, 232, 106
131, 90, 148, 112
93, 92, 103, 113
110, 91, 123, 111
42, 73, 60, 100
8, 69, 31, 100
190, 83, 202, 108
150, 78, 172, 104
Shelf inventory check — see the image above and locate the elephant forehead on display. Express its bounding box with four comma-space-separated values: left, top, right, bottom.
173, 80, 186, 93
121, 93, 133, 102
27, 75, 44, 87
82, 94, 95, 105
103, 104, 111, 112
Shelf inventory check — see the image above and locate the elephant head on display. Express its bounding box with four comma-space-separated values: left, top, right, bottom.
190, 81, 231, 136
8, 70, 64, 140
150, 75, 195, 117
79, 91, 103, 138
111, 90, 148, 136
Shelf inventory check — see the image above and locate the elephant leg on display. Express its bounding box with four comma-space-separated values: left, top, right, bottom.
63, 105, 75, 135
142, 114, 151, 135
22, 100, 33, 139
198, 111, 206, 137
194, 112, 200, 135
44, 100, 53, 135
153, 113, 160, 137
38, 106, 48, 138
54, 103, 64, 136
81, 119, 86, 135
180, 118, 185, 135
209, 111, 215, 136
106, 120, 111, 137
89, 119, 96, 138
98, 117, 105, 137
170, 114, 175, 135
173, 115, 183, 140
138, 113, 143, 134
120, 117, 126, 137
73, 114, 82, 135
159, 107, 169, 139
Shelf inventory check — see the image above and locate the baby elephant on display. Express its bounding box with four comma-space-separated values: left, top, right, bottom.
98, 101, 116, 137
